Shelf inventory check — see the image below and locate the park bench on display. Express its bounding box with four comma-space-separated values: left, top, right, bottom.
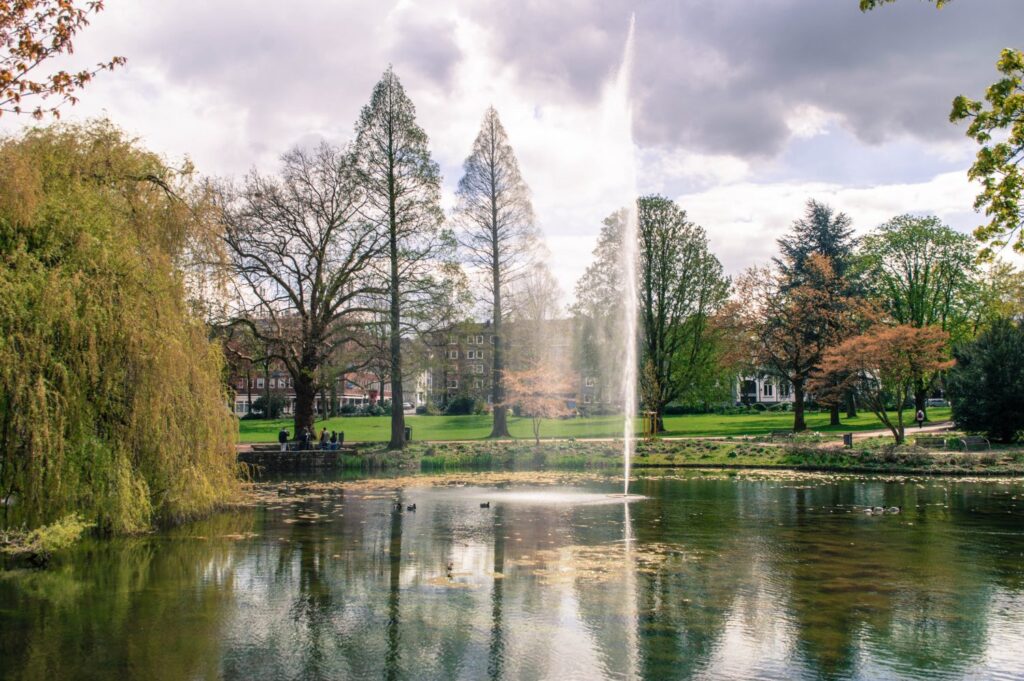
914, 436, 948, 450
957, 436, 990, 452
769, 430, 794, 441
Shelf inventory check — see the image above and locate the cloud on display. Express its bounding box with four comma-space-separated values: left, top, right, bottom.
678, 170, 981, 277
1, 0, 1014, 304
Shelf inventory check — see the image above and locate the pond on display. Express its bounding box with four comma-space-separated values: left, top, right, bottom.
2, 469, 1024, 680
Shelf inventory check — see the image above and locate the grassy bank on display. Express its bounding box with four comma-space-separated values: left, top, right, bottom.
317, 435, 1024, 476
239, 408, 952, 443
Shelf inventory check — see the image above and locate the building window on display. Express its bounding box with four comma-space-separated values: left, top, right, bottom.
490, 335, 495, 344
583, 394, 592, 404
473, 364, 484, 374
236, 379, 245, 390
448, 350, 458, 359
256, 377, 264, 389
585, 376, 596, 387
448, 379, 459, 389
780, 383, 790, 397
476, 335, 484, 344
474, 379, 484, 388
466, 335, 475, 344
763, 383, 773, 397
448, 335, 457, 345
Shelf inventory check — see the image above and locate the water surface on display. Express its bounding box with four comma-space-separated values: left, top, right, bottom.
2, 469, 1024, 680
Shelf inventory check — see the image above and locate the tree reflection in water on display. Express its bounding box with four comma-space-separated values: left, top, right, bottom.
3, 472, 1024, 680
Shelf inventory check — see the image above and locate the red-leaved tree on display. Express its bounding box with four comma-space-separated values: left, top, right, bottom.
811, 325, 953, 443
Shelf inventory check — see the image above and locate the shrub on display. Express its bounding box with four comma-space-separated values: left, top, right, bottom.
947, 318, 1024, 443
251, 394, 287, 419
340, 404, 357, 415
444, 395, 477, 416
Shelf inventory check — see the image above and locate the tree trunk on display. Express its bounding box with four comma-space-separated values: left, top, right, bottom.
488, 149, 510, 439
793, 380, 807, 432
385, 494, 403, 681
387, 243, 405, 449
829, 403, 840, 426
488, 506, 506, 680
293, 371, 316, 437
845, 390, 857, 418
387, 133, 406, 450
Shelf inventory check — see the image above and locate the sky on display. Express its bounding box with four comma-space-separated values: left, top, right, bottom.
3, 0, 1021, 303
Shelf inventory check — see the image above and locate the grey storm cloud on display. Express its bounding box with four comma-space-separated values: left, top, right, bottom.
475, 0, 1023, 157
74, 0, 1022, 167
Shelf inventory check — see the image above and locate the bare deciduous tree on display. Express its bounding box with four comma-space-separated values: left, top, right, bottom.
220, 143, 383, 436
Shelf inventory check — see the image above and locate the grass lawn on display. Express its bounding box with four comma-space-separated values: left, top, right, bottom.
237, 407, 952, 443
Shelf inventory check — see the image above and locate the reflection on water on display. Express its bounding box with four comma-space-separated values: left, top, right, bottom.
3, 471, 1024, 680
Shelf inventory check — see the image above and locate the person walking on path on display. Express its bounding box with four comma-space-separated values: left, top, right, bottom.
278, 427, 289, 452
916, 409, 925, 429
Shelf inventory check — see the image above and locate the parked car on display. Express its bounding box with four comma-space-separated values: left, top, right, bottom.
402, 402, 414, 410
926, 398, 949, 407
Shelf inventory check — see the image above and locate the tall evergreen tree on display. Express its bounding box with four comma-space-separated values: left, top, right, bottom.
776, 199, 857, 287
354, 67, 454, 450
775, 199, 860, 423
455, 107, 538, 438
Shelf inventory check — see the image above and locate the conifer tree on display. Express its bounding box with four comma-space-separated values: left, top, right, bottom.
455, 107, 538, 438
354, 67, 455, 450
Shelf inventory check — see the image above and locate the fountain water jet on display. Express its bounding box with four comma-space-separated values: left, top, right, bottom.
608, 15, 639, 497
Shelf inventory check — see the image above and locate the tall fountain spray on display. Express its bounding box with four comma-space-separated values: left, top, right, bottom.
611, 16, 639, 497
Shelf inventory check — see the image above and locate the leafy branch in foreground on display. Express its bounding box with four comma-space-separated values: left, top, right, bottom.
951, 48, 1024, 259
0, 0, 125, 118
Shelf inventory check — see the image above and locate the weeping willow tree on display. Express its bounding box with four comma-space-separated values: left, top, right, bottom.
0, 121, 238, 534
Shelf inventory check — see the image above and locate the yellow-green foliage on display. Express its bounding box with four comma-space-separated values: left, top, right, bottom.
0, 121, 238, 534
1, 514, 92, 557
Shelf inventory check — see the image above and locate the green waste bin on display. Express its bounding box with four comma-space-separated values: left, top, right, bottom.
404, 427, 412, 442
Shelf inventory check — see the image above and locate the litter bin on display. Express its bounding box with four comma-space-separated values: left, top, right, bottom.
404, 426, 412, 442
842, 433, 853, 448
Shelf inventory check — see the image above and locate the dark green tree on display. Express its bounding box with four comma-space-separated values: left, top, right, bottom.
354, 67, 457, 450
455, 107, 538, 438
948, 318, 1024, 442
637, 195, 730, 431
776, 199, 857, 288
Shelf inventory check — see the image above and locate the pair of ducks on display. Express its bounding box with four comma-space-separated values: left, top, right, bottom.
864, 505, 902, 515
